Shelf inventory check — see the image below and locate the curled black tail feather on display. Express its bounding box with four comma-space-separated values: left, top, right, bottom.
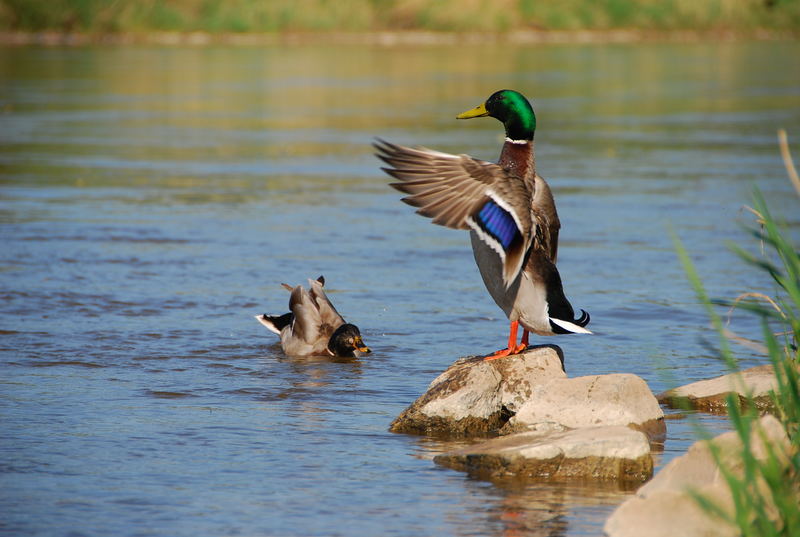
257, 312, 293, 334
549, 309, 592, 335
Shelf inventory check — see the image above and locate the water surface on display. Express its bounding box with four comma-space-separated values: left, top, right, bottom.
1, 40, 799, 536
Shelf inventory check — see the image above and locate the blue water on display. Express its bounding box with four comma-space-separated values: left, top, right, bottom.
1, 40, 799, 536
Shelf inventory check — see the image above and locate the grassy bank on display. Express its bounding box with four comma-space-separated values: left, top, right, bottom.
1, 0, 799, 34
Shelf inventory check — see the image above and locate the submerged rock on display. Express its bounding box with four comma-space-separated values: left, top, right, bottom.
657, 364, 778, 414
603, 415, 792, 537
390, 346, 566, 437
504, 373, 665, 440
434, 425, 653, 482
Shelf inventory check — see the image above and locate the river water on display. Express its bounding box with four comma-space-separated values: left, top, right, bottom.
1, 40, 799, 536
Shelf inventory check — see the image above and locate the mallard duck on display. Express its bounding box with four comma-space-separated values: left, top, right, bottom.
256, 276, 371, 358
375, 89, 590, 360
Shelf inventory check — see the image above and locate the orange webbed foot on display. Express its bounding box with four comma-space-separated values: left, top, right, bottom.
484, 348, 513, 361
483, 321, 527, 361
484, 344, 527, 361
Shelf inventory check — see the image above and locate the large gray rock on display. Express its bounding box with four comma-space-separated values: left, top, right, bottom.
604, 415, 792, 537
435, 425, 653, 482
391, 346, 666, 483
504, 373, 666, 440
391, 346, 665, 440
658, 365, 778, 414
390, 346, 566, 437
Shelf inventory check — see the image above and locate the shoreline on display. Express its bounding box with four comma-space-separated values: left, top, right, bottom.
1, 28, 797, 47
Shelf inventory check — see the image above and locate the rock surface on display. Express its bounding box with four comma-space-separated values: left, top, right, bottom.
391, 346, 665, 439
390, 346, 566, 437
391, 346, 667, 483
435, 425, 653, 482
603, 414, 792, 537
657, 365, 778, 413
504, 373, 666, 440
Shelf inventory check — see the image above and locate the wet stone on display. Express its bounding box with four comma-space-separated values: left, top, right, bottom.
392, 346, 665, 483
604, 415, 792, 537
434, 426, 653, 482
504, 373, 666, 441
389, 346, 566, 437
390, 346, 665, 440
657, 364, 779, 414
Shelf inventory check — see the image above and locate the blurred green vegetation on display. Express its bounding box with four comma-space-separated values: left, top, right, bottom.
0, 0, 798, 33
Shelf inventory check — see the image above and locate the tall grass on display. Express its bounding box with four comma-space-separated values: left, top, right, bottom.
675, 130, 799, 536
1, 0, 799, 33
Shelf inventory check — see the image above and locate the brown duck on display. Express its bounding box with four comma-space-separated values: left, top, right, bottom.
256, 276, 370, 358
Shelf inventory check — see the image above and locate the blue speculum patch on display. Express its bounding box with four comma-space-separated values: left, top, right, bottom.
477, 200, 519, 250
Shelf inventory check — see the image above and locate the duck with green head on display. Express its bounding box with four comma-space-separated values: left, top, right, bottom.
375, 89, 590, 360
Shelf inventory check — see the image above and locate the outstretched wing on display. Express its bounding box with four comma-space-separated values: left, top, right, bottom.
287, 285, 324, 345
375, 138, 534, 287
307, 276, 346, 331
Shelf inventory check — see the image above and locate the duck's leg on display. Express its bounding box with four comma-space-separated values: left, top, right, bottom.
484, 321, 527, 361
520, 329, 530, 351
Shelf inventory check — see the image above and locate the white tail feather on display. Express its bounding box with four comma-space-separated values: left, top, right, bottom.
255, 315, 281, 334
549, 317, 593, 334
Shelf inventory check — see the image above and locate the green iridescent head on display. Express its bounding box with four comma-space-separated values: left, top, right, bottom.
456, 89, 536, 141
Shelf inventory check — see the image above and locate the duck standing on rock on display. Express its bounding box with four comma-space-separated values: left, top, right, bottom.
256, 276, 371, 358
375, 89, 590, 360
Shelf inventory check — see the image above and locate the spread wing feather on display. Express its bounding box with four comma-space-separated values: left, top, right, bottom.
288, 286, 323, 345
375, 138, 536, 287
307, 276, 346, 331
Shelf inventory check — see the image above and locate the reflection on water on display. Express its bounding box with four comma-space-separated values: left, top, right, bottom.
486, 481, 632, 537
1, 40, 799, 536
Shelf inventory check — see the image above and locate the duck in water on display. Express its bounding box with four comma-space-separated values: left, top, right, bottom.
256, 276, 370, 358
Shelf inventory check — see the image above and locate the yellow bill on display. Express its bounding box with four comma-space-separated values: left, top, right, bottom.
456, 102, 489, 119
